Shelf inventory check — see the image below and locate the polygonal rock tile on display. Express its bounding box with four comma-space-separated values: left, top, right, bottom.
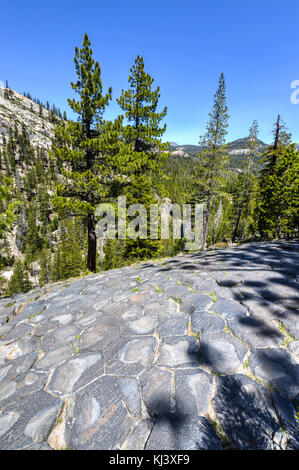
0, 352, 38, 382
213, 374, 285, 450
118, 377, 142, 417
122, 419, 154, 450
287, 340, 299, 360
199, 332, 248, 375
241, 297, 287, 322
128, 316, 157, 335
143, 300, 177, 317
208, 299, 247, 320
106, 336, 157, 376
157, 315, 188, 338
47, 352, 104, 396
40, 325, 81, 351
121, 307, 143, 321
79, 323, 117, 351
158, 336, 200, 368
128, 292, 151, 305
191, 310, 225, 338
0, 371, 47, 410
14, 301, 46, 324
180, 294, 213, 314
0, 325, 13, 339
139, 367, 172, 416
174, 369, 213, 416
0, 391, 63, 450
64, 375, 131, 450
259, 285, 299, 310
282, 311, 299, 339
0, 335, 40, 363
249, 348, 299, 399
0, 323, 33, 344
49, 312, 75, 326
164, 284, 191, 298
33, 346, 73, 372
228, 317, 283, 348
212, 272, 244, 287
145, 415, 222, 450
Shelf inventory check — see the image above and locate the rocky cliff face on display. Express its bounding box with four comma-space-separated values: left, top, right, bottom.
169, 138, 268, 171
0, 88, 55, 150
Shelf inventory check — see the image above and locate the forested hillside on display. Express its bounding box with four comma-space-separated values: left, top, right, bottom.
0, 35, 298, 297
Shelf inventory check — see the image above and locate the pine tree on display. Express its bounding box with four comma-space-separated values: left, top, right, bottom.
57, 219, 83, 280
255, 116, 293, 238
232, 121, 259, 242
51, 34, 112, 272
39, 248, 51, 286
254, 143, 299, 238
117, 55, 169, 259
6, 260, 32, 296
51, 247, 61, 282
197, 73, 229, 250
24, 205, 43, 263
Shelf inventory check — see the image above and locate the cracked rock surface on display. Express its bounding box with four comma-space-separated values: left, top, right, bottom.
0, 241, 298, 450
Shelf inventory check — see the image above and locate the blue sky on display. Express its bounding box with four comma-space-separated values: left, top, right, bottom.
2, 0, 299, 144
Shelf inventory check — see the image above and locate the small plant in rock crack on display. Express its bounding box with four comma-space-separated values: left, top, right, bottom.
70, 335, 81, 354
207, 292, 218, 302
154, 285, 163, 295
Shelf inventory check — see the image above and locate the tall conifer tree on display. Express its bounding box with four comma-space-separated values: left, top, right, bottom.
198, 73, 229, 250
51, 34, 113, 272
232, 121, 259, 242
117, 55, 169, 259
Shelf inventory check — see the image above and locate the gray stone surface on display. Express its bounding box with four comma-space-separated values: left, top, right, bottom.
174, 369, 213, 416
64, 376, 131, 450
145, 415, 222, 450
200, 332, 248, 374
0, 391, 63, 450
140, 367, 172, 415
249, 348, 299, 399
0, 241, 297, 449
191, 310, 225, 337
209, 299, 247, 320
228, 316, 284, 348
213, 374, 286, 450
158, 336, 200, 368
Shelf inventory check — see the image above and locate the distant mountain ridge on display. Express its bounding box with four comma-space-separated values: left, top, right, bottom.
168, 137, 269, 171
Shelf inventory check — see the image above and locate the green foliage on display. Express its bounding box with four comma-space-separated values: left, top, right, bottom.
24, 205, 43, 264
116, 55, 169, 260
196, 73, 229, 249
1, 38, 298, 299
6, 260, 32, 296
39, 248, 51, 286
51, 33, 121, 272
254, 144, 299, 238
231, 121, 259, 242
52, 219, 83, 281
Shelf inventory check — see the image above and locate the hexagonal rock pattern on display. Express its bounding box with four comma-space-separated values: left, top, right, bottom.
0, 241, 298, 450
213, 374, 286, 450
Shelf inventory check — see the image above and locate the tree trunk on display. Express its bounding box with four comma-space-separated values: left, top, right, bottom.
87, 211, 97, 272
